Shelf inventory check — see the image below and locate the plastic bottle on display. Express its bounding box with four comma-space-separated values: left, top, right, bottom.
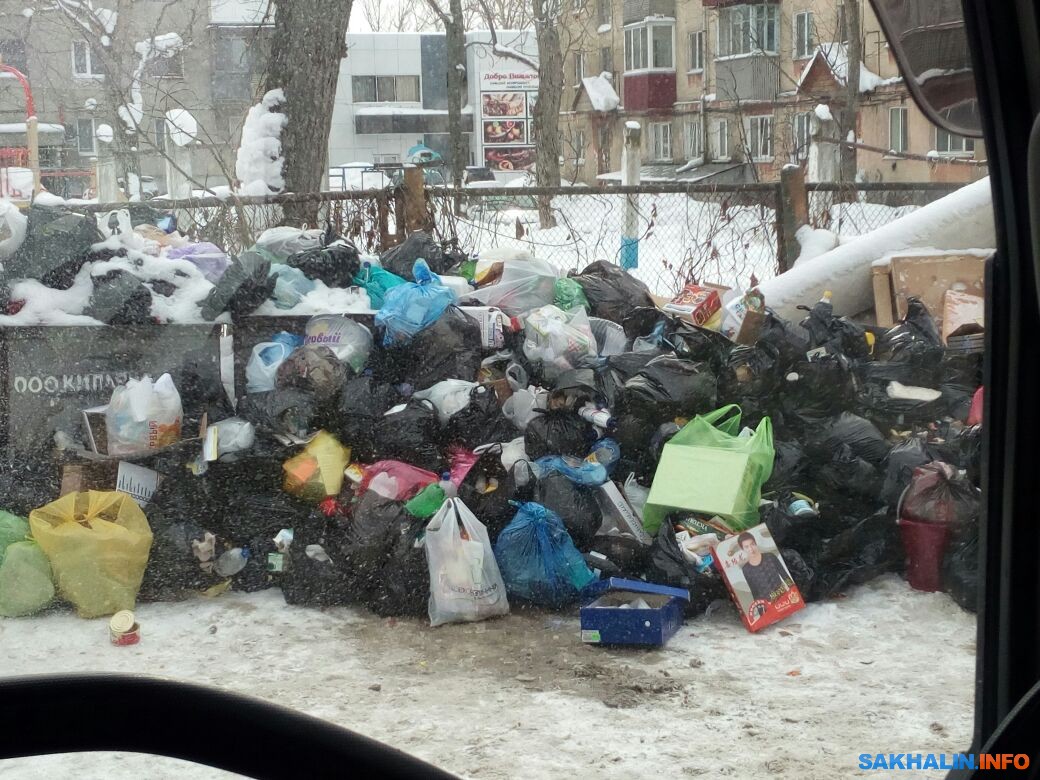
215, 547, 249, 577
578, 404, 615, 430
439, 471, 457, 499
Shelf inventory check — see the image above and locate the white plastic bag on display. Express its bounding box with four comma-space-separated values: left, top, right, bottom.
523, 305, 598, 379
0, 200, 28, 259
245, 341, 293, 393
426, 497, 509, 626
254, 226, 323, 261
303, 315, 373, 372
502, 387, 545, 431
414, 379, 478, 425
105, 373, 183, 456
463, 258, 559, 316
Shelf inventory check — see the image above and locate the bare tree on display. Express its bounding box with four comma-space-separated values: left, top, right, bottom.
362, 0, 429, 32
264, 0, 353, 225
423, 0, 468, 185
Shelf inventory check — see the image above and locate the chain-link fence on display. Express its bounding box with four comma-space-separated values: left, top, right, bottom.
73, 179, 971, 298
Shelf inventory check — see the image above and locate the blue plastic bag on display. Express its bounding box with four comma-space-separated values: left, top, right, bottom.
375, 259, 456, 346
532, 456, 608, 486
493, 502, 597, 607
269, 264, 317, 309
353, 261, 407, 308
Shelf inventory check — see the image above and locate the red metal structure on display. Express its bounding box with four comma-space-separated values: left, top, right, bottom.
0, 61, 40, 197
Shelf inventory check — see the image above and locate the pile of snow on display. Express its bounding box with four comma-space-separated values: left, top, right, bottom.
0, 167, 34, 199
236, 89, 288, 197
0, 199, 28, 258
165, 108, 199, 147
794, 225, 840, 265
814, 103, 833, 122
581, 73, 620, 112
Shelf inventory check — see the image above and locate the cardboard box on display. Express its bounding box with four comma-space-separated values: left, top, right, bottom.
713, 524, 805, 633
663, 284, 722, 327
888, 251, 987, 324
580, 577, 689, 646
872, 261, 897, 328
80, 407, 207, 461
941, 290, 985, 345
595, 481, 653, 545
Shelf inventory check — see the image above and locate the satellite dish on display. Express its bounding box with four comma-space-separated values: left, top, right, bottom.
165, 109, 199, 147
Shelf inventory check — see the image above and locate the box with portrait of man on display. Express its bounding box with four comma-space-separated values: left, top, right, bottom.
714, 523, 805, 633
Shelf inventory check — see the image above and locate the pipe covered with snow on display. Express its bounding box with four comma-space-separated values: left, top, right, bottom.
758, 177, 995, 320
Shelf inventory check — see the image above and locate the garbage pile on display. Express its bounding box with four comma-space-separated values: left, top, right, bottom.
0, 204, 984, 641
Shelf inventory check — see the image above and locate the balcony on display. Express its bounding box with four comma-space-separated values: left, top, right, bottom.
622, 72, 676, 111
715, 54, 780, 103
622, 0, 674, 25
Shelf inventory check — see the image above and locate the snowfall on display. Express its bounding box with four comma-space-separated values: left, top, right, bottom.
0, 575, 975, 779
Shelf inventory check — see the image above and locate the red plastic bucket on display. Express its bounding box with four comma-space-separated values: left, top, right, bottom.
898, 518, 951, 592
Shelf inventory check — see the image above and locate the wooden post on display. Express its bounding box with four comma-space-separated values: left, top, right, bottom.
26, 116, 41, 196
376, 191, 391, 249
778, 164, 809, 273
402, 165, 430, 234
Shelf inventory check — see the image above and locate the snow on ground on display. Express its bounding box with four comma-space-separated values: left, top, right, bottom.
0, 575, 974, 779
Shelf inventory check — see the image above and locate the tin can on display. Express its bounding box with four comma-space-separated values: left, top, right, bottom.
788, 498, 817, 517
110, 610, 141, 646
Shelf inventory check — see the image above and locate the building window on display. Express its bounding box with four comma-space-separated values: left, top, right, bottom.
747, 114, 773, 161
597, 0, 610, 26
718, 4, 779, 58
625, 23, 674, 71
600, 46, 613, 73
352, 75, 421, 103
574, 52, 586, 84
0, 39, 28, 74
154, 118, 168, 154
936, 128, 975, 155
148, 51, 184, 79
794, 11, 814, 59
573, 129, 586, 161
889, 107, 908, 153
712, 119, 730, 160
688, 30, 705, 72
793, 111, 811, 159
72, 40, 105, 77
684, 120, 703, 159
75, 118, 97, 154
213, 35, 252, 100
649, 122, 671, 161
598, 125, 611, 172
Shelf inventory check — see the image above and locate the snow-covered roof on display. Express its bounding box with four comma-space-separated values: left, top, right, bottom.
798, 43, 901, 93
579, 73, 620, 113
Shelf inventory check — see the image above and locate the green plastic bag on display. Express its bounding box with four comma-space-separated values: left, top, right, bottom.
0, 511, 29, 551
403, 484, 447, 519
553, 278, 590, 312
642, 405, 774, 535
353, 263, 408, 309
0, 541, 54, 617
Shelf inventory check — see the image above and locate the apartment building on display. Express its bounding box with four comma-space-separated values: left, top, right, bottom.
0, 0, 271, 197
560, 0, 987, 185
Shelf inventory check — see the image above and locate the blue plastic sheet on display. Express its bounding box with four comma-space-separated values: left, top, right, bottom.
493, 502, 597, 607
374, 259, 456, 345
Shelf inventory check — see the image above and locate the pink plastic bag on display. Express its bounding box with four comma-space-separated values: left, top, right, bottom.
448, 447, 481, 484
358, 461, 438, 501
967, 386, 983, 426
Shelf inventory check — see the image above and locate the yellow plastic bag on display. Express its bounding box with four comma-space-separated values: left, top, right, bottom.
29, 491, 153, 618
282, 431, 351, 502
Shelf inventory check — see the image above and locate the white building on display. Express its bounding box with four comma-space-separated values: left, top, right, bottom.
328, 31, 538, 183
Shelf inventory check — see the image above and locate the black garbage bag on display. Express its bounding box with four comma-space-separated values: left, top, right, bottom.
524, 409, 593, 460
765, 441, 809, 493
855, 381, 947, 428
379, 231, 456, 279
872, 297, 945, 384
622, 310, 732, 368
880, 437, 933, 506
648, 522, 728, 617
200, 250, 276, 321
939, 352, 983, 422
375, 306, 482, 391
781, 547, 817, 602
807, 412, 890, 465
928, 424, 982, 486
282, 510, 352, 607
237, 388, 317, 439
456, 447, 515, 543
760, 496, 821, 554
285, 240, 361, 288
276, 345, 349, 405
332, 374, 400, 461
535, 473, 600, 553
621, 355, 717, 421
569, 261, 655, 324
586, 536, 653, 579
444, 384, 518, 449
7, 206, 104, 289
798, 297, 871, 359
808, 511, 902, 599
779, 355, 855, 430
812, 444, 882, 511
943, 525, 979, 612
597, 350, 663, 407
757, 309, 810, 371
138, 520, 222, 601
370, 511, 430, 617
84, 269, 154, 325
339, 492, 405, 605
718, 344, 779, 426
377, 400, 447, 473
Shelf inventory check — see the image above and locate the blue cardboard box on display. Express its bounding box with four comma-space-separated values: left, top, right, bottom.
580, 577, 689, 646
